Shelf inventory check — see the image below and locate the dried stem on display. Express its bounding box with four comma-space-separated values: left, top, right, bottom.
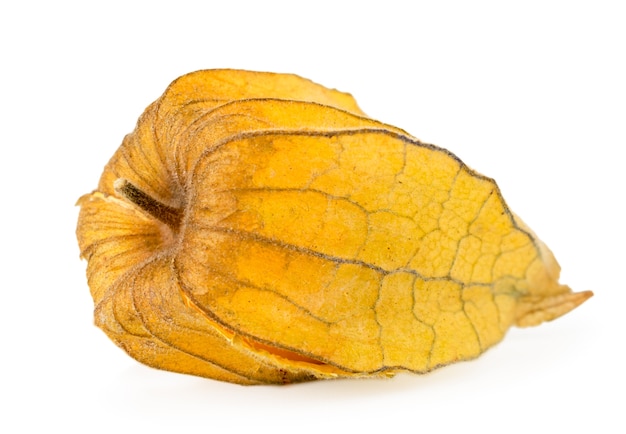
114, 178, 181, 229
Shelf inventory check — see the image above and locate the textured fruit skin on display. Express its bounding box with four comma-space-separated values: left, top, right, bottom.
76, 69, 592, 384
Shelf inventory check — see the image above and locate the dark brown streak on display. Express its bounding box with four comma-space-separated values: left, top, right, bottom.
114, 179, 182, 230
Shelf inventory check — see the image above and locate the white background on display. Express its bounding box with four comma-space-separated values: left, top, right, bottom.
2, 1, 624, 432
